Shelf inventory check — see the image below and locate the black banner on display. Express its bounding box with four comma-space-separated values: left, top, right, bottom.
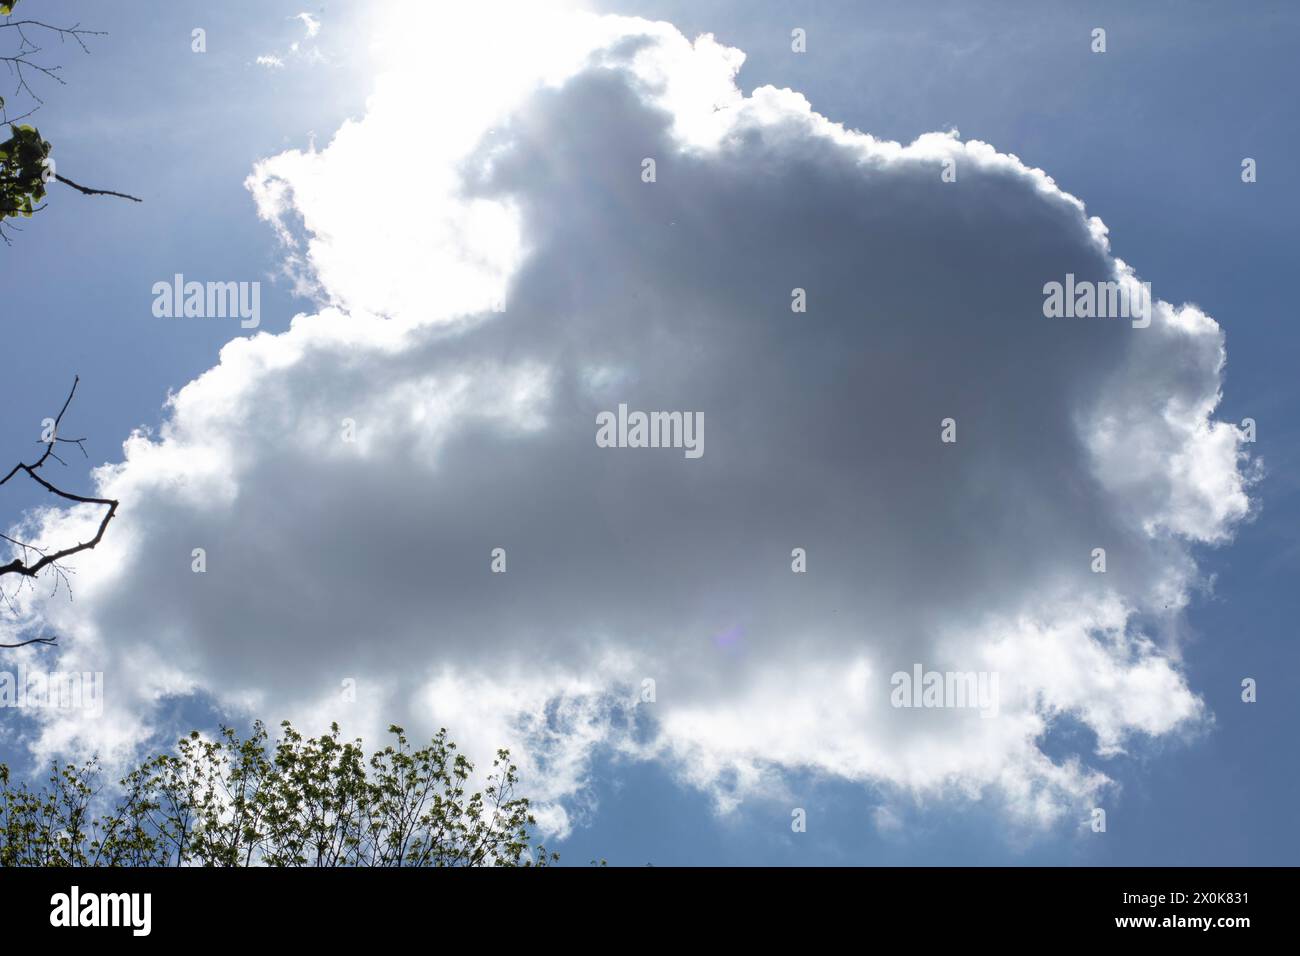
0, 866, 1280, 941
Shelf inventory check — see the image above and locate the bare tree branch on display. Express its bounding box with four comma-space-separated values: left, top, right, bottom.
0, 20, 105, 49
0, 376, 119, 590
0, 635, 55, 648
0, 19, 103, 110
52, 173, 142, 203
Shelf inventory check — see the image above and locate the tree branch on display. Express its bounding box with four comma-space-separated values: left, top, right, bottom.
0, 635, 55, 648
0, 376, 119, 588
53, 173, 141, 203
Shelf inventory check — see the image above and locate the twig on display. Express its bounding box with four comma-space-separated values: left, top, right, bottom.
53, 174, 142, 203
0, 635, 56, 648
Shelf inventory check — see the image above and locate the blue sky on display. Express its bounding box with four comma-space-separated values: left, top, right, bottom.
1, 0, 1296, 865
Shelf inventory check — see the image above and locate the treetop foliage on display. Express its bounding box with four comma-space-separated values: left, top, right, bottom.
0, 721, 559, 867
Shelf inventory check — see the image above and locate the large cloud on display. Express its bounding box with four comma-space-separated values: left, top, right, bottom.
3, 4, 1255, 836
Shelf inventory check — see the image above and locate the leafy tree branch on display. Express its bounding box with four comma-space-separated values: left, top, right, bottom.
0, 722, 563, 867
1, 0, 140, 244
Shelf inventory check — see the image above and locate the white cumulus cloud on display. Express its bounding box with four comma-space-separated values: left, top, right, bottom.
3, 2, 1255, 838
